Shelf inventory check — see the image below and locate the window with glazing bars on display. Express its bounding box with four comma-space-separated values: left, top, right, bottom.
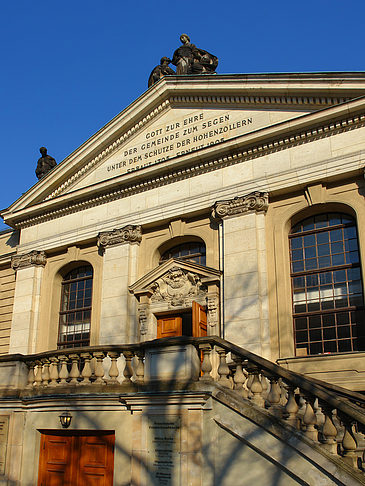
290, 213, 365, 355
58, 265, 93, 349
160, 242, 206, 265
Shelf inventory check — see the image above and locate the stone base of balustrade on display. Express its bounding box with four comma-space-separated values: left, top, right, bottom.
144, 344, 201, 383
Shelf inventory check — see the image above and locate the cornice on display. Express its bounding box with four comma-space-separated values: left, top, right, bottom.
45, 99, 172, 201
44, 95, 350, 202
212, 192, 269, 220
11, 250, 47, 271
97, 225, 142, 248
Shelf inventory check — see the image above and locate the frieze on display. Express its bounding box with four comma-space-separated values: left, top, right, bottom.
212, 192, 269, 220
151, 267, 206, 306
12, 111, 365, 229
98, 225, 142, 248
44, 95, 348, 203
11, 250, 47, 271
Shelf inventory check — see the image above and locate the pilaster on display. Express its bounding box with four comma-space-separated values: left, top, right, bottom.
9, 251, 47, 354
212, 192, 270, 358
98, 225, 142, 344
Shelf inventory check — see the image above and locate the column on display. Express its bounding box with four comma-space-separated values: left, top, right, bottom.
9, 251, 47, 354
212, 192, 270, 358
98, 225, 141, 344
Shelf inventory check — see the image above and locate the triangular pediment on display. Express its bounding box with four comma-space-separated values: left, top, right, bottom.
3, 73, 365, 227
59, 103, 313, 195
129, 258, 221, 296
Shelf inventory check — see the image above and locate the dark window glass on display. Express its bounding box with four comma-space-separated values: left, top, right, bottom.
58, 265, 93, 349
290, 213, 364, 356
160, 242, 206, 265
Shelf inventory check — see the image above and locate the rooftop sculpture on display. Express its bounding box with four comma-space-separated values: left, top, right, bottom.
148, 57, 175, 87
35, 147, 57, 180
148, 34, 218, 87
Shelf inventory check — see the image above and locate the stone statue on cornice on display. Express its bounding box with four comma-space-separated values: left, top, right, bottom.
172, 34, 218, 75
35, 147, 57, 180
148, 57, 176, 87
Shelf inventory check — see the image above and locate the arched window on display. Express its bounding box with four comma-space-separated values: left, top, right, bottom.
290, 213, 365, 355
58, 265, 93, 349
160, 241, 206, 265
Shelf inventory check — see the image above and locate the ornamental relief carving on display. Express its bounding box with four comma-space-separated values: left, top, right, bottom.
138, 303, 149, 336
11, 250, 47, 271
206, 294, 219, 327
212, 191, 269, 220
98, 225, 142, 248
151, 266, 207, 307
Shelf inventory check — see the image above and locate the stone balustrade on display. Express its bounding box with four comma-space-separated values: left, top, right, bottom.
2, 336, 365, 472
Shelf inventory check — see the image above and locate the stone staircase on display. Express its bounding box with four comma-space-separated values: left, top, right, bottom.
1, 336, 365, 484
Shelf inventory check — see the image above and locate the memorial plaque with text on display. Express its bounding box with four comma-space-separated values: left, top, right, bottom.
147, 415, 181, 486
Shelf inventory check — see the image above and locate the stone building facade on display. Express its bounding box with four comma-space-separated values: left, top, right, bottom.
0, 73, 364, 484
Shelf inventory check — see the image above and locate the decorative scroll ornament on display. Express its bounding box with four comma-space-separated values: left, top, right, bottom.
212, 192, 269, 220
151, 266, 206, 306
98, 225, 142, 248
11, 250, 47, 271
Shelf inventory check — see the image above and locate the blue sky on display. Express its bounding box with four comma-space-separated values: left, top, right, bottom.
1, 0, 364, 230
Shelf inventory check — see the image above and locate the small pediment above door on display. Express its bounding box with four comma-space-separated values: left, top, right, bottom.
129, 258, 221, 306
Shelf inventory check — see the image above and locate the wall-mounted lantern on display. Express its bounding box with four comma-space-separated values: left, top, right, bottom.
59, 411, 72, 429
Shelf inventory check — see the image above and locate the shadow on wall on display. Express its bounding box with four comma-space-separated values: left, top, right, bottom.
0, 351, 349, 486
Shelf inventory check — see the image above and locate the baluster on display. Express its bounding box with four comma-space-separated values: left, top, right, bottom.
216, 347, 231, 388
320, 405, 338, 455
249, 367, 265, 408
107, 352, 120, 384
80, 353, 92, 384
122, 351, 133, 384
69, 354, 80, 384
26, 361, 36, 388
314, 398, 325, 428
199, 344, 213, 382
267, 375, 282, 416
233, 356, 248, 398
261, 375, 269, 400
279, 379, 288, 406
341, 419, 358, 468
285, 385, 299, 428
245, 370, 254, 398
297, 394, 306, 429
41, 359, 50, 386
58, 355, 69, 385
303, 395, 318, 441
135, 351, 145, 385
93, 352, 106, 384
49, 357, 59, 386
34, 361, 43, 387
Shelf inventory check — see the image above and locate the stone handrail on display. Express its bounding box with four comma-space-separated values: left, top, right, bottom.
4, 336, 365, 471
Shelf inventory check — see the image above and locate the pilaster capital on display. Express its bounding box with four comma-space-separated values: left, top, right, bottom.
212, 191, 269, 220
11, 250, 47, 271
97, 224, 142, 249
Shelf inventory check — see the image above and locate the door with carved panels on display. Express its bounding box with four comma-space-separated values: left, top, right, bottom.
157, 302, 207, 338
37, 431, 115, 486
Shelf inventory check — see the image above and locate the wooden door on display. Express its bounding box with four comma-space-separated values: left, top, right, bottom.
38, 432, 114, 486
77, 435, 115, 486
192, 301, 207, 337
157, 316, 182, 338
38, 434, 73, 486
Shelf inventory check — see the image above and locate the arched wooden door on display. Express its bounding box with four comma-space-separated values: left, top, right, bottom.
37, 431, 115, 486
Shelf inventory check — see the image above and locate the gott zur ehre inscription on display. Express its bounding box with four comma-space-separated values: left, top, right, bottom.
106, 111, 253, 175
